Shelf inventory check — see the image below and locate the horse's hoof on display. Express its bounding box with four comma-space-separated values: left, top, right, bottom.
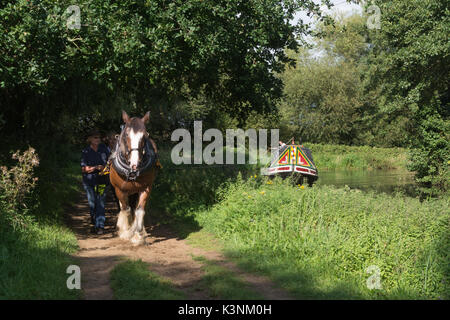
118, 229, 133, 240
130, 233, 145, 246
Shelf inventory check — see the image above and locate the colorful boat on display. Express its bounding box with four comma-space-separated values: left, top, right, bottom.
262, 143, 319, 185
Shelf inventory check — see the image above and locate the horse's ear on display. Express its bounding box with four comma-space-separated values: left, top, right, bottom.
122, 110, 130, 124
142, 111, 150, 124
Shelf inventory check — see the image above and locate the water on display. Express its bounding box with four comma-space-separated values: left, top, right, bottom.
315, 169, 417, 196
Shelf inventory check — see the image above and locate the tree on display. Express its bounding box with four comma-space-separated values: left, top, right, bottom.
0, 0, 333, 150
278, 15, 367, 144
364, 0, 449, 195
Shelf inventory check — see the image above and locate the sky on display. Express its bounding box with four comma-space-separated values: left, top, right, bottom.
293, 0, 363, 26
291, 0, 363, 54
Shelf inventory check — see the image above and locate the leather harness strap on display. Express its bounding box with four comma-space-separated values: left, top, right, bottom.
111, 130, 157, 181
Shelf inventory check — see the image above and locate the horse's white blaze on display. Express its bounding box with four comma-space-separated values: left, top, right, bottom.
129, 129, 143, 169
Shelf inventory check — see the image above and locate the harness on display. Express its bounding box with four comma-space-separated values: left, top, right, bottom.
110, 130, 157, 181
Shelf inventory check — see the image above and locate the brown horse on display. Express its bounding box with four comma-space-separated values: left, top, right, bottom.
109, 111, 158, 245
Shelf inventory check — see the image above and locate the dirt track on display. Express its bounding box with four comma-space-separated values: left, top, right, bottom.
66, 189, 293, 300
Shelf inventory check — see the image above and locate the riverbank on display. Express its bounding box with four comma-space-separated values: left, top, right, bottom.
149, 144, 413, 228
307, 144, 409, 170
148, 146, 448, 299
192, 176, 449, 299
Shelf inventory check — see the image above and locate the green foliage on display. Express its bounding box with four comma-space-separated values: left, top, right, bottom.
195, 178, 449, 299
308, 143, 408, 170
364, 0, 450, 193
0, 147, 39, 229
316, 13, 368, 63
0, 151, 81, 299
110, 259, 186, 300
148, 147, 259, 235
0, 0, 333, 147
278, 15, 368, 145
277, 3, 449, 193
0, 220, 80, 299
407, 112, 450, 197
192, 255, 264, 299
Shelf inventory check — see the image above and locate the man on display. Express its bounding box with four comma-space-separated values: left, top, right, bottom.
81, 128, 110, 234
103, 131, 121, 212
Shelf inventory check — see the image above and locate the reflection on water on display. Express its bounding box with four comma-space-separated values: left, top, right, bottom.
316, 169, 416, 196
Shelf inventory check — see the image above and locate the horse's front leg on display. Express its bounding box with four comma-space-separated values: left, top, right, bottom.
115, 188, 133, 240
130, 186, 151, 245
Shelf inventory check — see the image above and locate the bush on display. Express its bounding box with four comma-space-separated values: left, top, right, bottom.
0, 147, 39, 230
0, 148, 80, 299
408, 114, 450, 197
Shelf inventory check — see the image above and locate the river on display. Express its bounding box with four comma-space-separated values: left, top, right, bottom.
315, 169, 417, 196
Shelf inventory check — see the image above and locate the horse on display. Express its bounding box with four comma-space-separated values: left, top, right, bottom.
109, 110, 159, 245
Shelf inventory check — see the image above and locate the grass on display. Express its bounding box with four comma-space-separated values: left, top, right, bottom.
0, 158, 82, 299
185, 230, 224, 252
148, 146, 259, 235
0, 143, 437, 299
191, 255, 265, 300
121, 145, 448, 300
193, 176, 449, 299
110, 259, 186, 300
144, 146, 448, 299
307, 143, 409, 170
109, 255, 265, 300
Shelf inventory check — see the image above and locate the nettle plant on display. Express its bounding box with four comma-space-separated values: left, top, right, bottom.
0, 147, 40, 228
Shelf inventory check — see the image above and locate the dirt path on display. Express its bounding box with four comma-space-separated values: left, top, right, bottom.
66, 189, 293, 300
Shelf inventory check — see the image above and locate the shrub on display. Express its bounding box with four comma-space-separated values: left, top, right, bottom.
0, 147, 39, 230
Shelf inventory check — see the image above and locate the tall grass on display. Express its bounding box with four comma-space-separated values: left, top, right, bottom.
307, 144, 409, 170
146, 146, 447, 299
0, 150, 81, 299
148, 146, 259, 235
195, 176, 449, 299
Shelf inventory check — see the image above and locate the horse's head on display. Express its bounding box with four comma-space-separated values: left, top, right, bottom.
120, 110, 150, 172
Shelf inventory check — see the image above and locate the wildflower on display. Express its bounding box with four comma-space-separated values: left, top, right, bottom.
266, 180, 273, 185
259, 191, 265, 195
31, 158, 39, 166
248, 195, 252, 199
300, 185, 305, 189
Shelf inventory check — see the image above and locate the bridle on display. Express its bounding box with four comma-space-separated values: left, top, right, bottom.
120, 125, 148, 156
112, 125, 155, 181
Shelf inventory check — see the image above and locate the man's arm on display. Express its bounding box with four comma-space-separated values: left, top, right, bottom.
81, 150, 103, 173
82, 166, 100, 173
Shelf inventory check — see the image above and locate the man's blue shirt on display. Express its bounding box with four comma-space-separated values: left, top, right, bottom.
81, 144, 110, 186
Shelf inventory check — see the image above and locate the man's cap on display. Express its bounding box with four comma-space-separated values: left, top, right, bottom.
86, 128, 102, 139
